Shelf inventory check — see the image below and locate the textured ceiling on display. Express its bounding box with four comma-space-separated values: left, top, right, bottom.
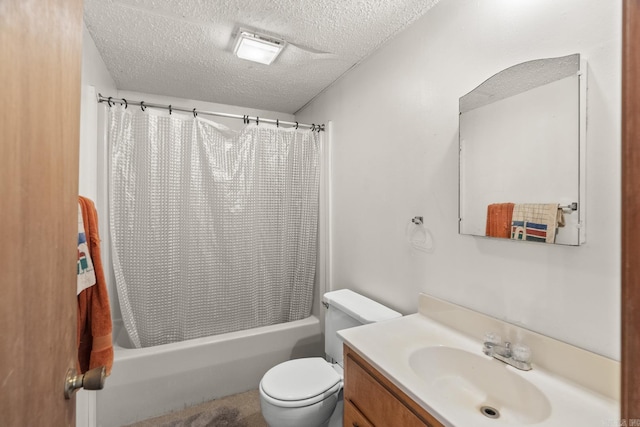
84, 0, 441, 114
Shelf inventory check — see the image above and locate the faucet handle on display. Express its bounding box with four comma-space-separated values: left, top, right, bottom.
511, 343, 532, 363
483, 332, 502, 345
482, 332, 501, 356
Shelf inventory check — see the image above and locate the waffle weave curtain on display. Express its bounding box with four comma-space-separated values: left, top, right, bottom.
108, 106, 320, 348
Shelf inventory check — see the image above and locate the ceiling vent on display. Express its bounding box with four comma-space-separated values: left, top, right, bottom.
233, 29, 284, 65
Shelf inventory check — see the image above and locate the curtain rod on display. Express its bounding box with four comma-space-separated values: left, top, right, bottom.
97, 94, 325, 132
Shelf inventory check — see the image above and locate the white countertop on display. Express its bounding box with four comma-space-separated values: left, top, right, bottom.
339, 312, 619, 427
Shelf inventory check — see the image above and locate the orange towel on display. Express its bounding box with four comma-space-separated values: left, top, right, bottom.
486, 203, 515, 238
77, 196, 114, 376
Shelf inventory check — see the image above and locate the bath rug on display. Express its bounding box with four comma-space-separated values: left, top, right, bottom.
124, 389, 267, 427
160, 406, 247, 427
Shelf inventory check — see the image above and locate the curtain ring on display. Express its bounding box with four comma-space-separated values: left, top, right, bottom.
107, 97, 113, 107
140, 101, 146, 111
122, 98, 128, 109
168, 105, 172, 115
193, 108, 197, 118
276, 119, 279, 128
256, 117, 259, 126
311, 124, 316, 131
295, 122, 299, 129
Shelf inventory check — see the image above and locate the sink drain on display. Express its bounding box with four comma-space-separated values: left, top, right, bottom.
480, 406, 500, 419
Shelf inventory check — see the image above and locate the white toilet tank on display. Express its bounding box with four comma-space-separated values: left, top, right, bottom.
323, 289, 401, 367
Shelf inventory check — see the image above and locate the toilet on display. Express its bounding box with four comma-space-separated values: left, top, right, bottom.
259, 289, 402, 427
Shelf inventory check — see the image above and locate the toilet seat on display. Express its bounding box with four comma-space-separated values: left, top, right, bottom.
260, 357, 342, 408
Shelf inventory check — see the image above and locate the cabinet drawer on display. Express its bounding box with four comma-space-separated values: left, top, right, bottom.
343, 399, 374, 427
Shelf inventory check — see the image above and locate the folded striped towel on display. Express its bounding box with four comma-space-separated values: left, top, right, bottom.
77, 203, 96, 294
511, 204, 565, 244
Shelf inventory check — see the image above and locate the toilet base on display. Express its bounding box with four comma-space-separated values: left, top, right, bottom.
327, 396, 343, 427
260, 388, 341, 427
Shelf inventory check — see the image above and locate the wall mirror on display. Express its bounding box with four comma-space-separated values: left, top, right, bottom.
459, 54, 586, 246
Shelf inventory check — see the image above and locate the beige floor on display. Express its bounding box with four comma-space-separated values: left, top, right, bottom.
125, 389, 268, 427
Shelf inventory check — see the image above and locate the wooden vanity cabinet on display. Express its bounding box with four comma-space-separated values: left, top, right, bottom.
343, 344, 444, 427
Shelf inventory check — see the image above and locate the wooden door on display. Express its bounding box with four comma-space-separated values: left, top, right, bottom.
622, 0, 640, 421
0, 0, 84, 426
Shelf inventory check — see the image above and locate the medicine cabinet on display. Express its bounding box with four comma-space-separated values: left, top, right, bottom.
458, 54, 586, 246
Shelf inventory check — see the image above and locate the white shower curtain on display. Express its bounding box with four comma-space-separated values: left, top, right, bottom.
108, 106, 320, 348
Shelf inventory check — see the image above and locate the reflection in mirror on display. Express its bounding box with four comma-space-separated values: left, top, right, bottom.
459, 54, 586, 246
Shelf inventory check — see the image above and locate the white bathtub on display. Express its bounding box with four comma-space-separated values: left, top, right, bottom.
95, 316, 323, 427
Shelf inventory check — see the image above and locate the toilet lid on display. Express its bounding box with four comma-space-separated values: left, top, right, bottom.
261, 357, 341, 402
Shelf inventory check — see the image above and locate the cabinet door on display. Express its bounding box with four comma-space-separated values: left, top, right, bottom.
345, 352, 428, 427
344, 345, 445, 427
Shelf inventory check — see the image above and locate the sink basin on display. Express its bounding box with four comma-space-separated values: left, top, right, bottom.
409, 346, 551, 424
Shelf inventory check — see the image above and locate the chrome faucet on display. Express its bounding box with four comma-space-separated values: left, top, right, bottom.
483, 335, 532, 371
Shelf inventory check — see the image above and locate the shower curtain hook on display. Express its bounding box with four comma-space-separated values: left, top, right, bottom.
193, 108, 197, 118
295, 122, 299, 130
140, 101, 146, 112
107, 97, 113, 107
168, 105, 172, 115
122, 98, 128, 109
276, 119, 279, 128
311, 124, 316, 132
256, 117, 259, 126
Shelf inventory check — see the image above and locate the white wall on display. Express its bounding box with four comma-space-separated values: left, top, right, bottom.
79, 25, 117, 202
296, 0, 621, 359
